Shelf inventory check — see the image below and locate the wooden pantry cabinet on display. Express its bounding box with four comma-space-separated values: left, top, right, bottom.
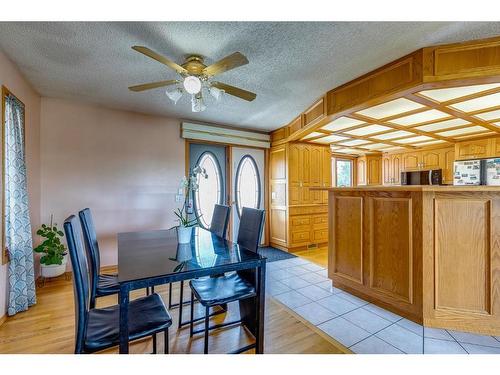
269, 142, 331, 251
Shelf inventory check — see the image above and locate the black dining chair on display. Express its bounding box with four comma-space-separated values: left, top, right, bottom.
172, 204, 231, 327
64, 215, 172, 354
78, 208, 121, 308
188, 207, 265, 354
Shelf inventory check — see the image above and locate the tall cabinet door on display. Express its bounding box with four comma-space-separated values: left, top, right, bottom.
392, 154, 402, 185
322, 147, 331, 203
382, 155, 392, 185
310, 146, 322, 204
288, 144, 301, 205
301, 145, 311, 203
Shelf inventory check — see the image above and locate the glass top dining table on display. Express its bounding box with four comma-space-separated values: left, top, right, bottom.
116, 226, 267, 354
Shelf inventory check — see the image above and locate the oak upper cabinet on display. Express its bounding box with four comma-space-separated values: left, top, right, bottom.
357, 154, 382, 185
357, 157, 367, 185
382, 155, 392, 185
421, 150, 441, 169
455, 138, 490, 160
392, 154, 402, 184
403, 152, 422, 171
489, 137, 500, 156
440, 147, 455, 185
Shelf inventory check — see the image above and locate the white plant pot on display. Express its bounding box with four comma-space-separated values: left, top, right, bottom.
177, 226, 193, 244
40, 255, 67, 278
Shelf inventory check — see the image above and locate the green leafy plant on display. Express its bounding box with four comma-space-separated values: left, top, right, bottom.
34, 215, 67, 265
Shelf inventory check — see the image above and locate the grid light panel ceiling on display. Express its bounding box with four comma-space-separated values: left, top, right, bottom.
301, 82, 500, 154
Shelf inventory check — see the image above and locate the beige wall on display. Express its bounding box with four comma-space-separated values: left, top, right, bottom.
40, 98, 185, 267
0, 51, 41, 319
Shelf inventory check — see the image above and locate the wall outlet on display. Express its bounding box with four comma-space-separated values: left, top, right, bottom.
175, 194, 183, 203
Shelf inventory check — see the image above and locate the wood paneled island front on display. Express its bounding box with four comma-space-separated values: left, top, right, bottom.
320, 185, 500, 336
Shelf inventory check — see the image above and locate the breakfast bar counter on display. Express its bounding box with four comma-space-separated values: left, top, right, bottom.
317, 185, 500, 336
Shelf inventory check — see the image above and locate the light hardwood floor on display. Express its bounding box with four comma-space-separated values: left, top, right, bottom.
0, 257, 344, 354
294, 247, 328, 268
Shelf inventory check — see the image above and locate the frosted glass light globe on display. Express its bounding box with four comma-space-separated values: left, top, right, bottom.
183, 76, 202, 94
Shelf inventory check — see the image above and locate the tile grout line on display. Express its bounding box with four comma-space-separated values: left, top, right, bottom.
444, 329, 470, 354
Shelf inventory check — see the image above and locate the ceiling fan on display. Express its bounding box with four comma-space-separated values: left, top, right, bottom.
128, 46, 257, 112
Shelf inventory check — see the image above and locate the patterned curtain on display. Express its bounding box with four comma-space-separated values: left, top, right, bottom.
4, 94, 36, 315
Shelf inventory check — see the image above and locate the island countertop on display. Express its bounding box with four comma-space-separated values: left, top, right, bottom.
311, 185, 500, 192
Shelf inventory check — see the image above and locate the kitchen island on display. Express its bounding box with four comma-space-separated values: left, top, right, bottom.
319, 185, 500, 336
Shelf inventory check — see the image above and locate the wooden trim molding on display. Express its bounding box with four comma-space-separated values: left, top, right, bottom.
0, 313, 7, 327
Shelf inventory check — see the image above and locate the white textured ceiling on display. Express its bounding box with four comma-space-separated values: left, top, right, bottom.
1, 22, 500, 131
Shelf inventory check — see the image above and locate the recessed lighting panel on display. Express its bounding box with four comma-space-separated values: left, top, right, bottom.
335, 148, 364, 154
339, 139, 372, 146
355, 98, 425, 119
361, 143, 392, 150
390, 110, 450, 126
372, 130, 413, 140
413, 140, 446, 147
474, 108, 500, 121
344, 124, 391, 136
418, 83, 500, 102
310, 134, 349, 144
415, 118, 470, 132
321, 117, 365, 132
395, 135, 433, 144
436, 126, 489, 137
450, 92, 500, 112
302, 132, 325, 140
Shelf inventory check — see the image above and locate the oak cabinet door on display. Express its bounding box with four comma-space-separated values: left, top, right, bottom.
403, 152, 422, 171
422, 150, 441, 169
382, 155, 392, 185
357, 158, 366, 185
392, 154, 402, 185
455, 138, 490, 160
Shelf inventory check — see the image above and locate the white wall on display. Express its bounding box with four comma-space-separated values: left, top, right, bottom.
40, 98, 185, 266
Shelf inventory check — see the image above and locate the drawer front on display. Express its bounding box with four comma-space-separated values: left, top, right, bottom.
291, 230, 311, 243
312, 215, 328, 229
312, 229, 329, 242
290, 216, 311, 231
290, 205, 328, 216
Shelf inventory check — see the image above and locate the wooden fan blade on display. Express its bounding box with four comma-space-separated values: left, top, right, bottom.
128, 80, 179, 92
202, 52, 249, 77
212, 81, 256, 102
132, 46, 188, 75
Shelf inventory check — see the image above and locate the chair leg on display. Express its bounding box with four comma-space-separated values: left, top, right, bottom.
189, 291, 195, 337
168, 283, 173, 308
204, 306, 209, 354
151, 285, 155, 294
178, 280, 184, 329
152, 333, 157, 354
164, 329, 169, 354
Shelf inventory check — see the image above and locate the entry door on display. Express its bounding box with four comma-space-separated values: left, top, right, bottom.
231, 147, 265, 243
189, 143, 227, 229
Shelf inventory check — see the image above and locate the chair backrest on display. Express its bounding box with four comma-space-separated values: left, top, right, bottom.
210, 204, 231, 239
64, 215, 90, 354
237, 207, 265, 253
78, 208, 100, 306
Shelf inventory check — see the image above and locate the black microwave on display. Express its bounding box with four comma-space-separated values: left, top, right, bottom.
401, 169, 442, 185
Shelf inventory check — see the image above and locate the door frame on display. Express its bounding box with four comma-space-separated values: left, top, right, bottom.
184, 139, 270, 246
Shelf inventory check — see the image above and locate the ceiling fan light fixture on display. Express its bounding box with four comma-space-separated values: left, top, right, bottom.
191, 94, 206, 113
165, 88, 183, 104
183, 75, 202, 94
209, 86, 224, 102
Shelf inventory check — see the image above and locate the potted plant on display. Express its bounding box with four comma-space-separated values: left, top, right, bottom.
171, 166, 207, 243
34, 215, 68, 278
